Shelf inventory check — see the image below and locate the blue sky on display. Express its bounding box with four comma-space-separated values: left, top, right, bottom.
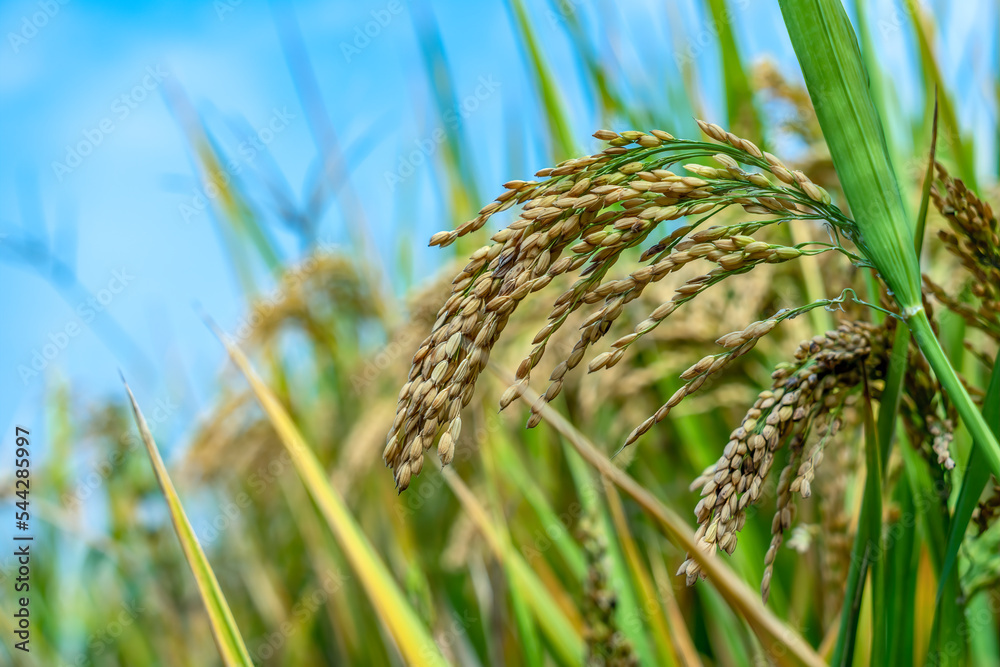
0, 0, 995, 457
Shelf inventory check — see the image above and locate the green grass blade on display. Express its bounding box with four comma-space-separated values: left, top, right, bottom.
491, 434, 587, 580
508, 570, 544, 667
901, 0, 977, 189
477, 431, 544, 666
899, 430, 966, 664
702, 0, 762, 142
560, 439, 656, 665
646, 540, 705, 666
505, 0, 575, 159
876, 325, 910, 471
884, 472, 919, 667
777, 0, 922, 311
604, 481, 680, 666
854, 0, 908, 166
938, 351, 1000, 600
121, 379, 253, 667
411, 5, 482, 214
863, 375, 885, 666
831, 373, 883, 666
209, 327, 447, 666
547, 3, 630, 125
914, 95, 940, 258
442, 468, 585, 666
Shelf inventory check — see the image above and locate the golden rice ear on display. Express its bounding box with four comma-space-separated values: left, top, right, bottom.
385, 124, 850, 489
684, 321, 889, 600
577, 515, 640, 664
925, 163, 1000, 341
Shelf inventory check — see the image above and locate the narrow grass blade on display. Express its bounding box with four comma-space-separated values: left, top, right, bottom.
411, 4, 482, 213
507, 567, 544, 667
442, 468, 585, 666
864, 374, 885, 666
914, 94, 940, 257
900, 428, 966, 664
876, 324, 910, 471
505, 0, 575, 159
208, 327, 447, 666
701, 0, 761, 142
646, 540, 705, 666
854, 0, 906, 168
548, 5, 630, 125
121, 378, 253, 667
491, 433, 587, 580
477, 431, 544, 667
561, 439, 656, 665
604, 480, 680, 666
700, 585, 752, 667
495, 369, 826, 667
938, 351, 1000, 599
901, 0, 976, 189
165, 84, 282, 283
831, 372, 883, 667
884, 472, 919, 667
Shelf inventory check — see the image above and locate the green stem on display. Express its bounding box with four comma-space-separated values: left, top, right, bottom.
831, 372, 884, 667
908, 309, 1000, 481
876, 325, 910, 471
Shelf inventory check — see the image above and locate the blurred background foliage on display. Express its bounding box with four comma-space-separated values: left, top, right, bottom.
1, 0, 999, 665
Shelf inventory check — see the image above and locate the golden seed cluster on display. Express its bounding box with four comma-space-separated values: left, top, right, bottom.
386, 120, 840, 491
816, 434, 855, 624
925, 162, 1000, 341
580, 518, 639, 667
897, 332, 963, 472
973, 484, 1000, 535
678, 321, 890, 601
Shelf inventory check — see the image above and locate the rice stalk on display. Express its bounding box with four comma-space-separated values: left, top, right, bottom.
500, 371, 827, 667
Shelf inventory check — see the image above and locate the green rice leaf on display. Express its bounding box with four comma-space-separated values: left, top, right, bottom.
777, 0, 922, 310
702, 0, 761, 142
443, 468, 585, 666
505, 0, 576, 159
831, 371, 883, 666
209, 327, 447, 666
122, 378, 253, 667
938, 351, 1000, 601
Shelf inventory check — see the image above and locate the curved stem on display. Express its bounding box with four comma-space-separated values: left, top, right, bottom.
908, 309, 1000, 481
